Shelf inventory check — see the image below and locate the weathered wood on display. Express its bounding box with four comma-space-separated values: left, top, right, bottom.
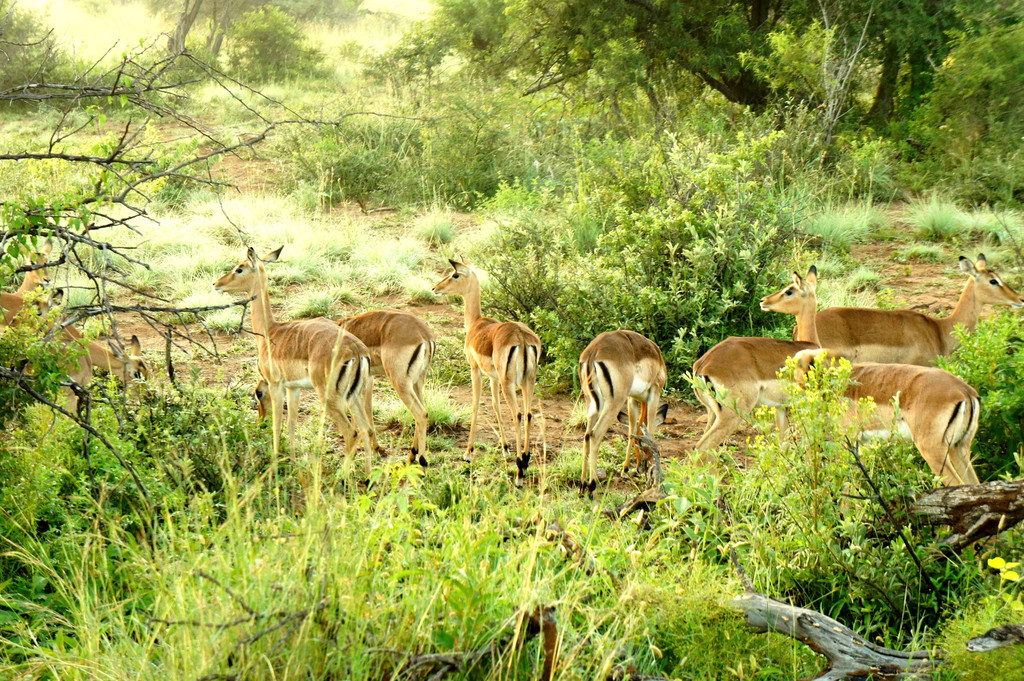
729, 593, 941, 680
913, 480, 1024, 551
967, 623, 1024, 652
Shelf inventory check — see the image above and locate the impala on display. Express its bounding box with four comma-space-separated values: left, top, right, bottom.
806, 254, 1022, 365
791, 349, 980, 486
2, 239, 53, 324
433, 258, 540, 478
337, 309, 435, 467
214, 247, 376, 475
692, 267, 820, 452
578, 329, 667, 492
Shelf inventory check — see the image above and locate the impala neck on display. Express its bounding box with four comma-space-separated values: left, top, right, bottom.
462, 276, 483, 333
937, 278, 980, 346
250, 266, 277, 341
794, 300, 819, 345
87, 342, 125, 373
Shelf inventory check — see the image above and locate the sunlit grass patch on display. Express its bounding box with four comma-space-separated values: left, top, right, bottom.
907, 195, 967, 241
415, 211, 456, 245
801, 201, 886, 251
847, 266, 881, 292
892, 243, 948, 264
288, 288, 340, 319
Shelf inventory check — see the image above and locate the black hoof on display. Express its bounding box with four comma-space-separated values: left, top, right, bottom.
418, 455, 429, 468
588, 479, 597, 495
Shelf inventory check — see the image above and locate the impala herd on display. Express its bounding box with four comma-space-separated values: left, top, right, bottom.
4, 238, 1022, 491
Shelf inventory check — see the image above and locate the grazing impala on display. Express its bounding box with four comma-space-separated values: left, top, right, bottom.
433, 259, 540, 478
578, 330, 667, 492
215, 247, 376, 475
692, 267, 820, 452
807, 254, 1022, 365
2, 239, 53, 324
337, 310, 435, 467
791, 349, 980, 486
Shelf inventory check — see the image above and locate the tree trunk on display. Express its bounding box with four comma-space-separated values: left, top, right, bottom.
697, 68, 770, 110
864, 41, 900, 127
168, 0, 204, 54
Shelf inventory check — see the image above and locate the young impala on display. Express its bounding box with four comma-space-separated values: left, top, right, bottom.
214, 246, 376, 475
578, 329, 667, 492
692, 267, 820, 452
337, 309, 435, 467
433, 258, 540, 479
791, 349, 980, 486
805, 254, 1022, 365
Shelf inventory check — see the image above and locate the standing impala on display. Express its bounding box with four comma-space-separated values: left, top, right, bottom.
791, 349, 980, 486
692, 267, 820, 452
578, 330, 667, 492
433, 259, 541, 479
215, 247, 376, 475
336, 309, 434, 467
808, 254, 1022, 365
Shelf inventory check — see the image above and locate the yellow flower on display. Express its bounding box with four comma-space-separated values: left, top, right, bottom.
1002, 570, 1020, 583
989, 557, 1007, 570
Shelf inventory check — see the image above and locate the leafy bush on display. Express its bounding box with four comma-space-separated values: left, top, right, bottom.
480, 132, 801, 390
907, 194, 967, 240
226, 6, 326, 82
939, 311, 1024, 479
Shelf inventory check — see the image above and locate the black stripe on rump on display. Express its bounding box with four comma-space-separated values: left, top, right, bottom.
407, 343, 423, 376
597, 361, 614, 398
347, 357, 364, 400
335, 359, 352, 393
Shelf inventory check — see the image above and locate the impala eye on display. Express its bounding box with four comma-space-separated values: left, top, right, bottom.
785, 289, 793, 296
235, 266, 244, 274
990, 279, 999, 285
452, 274, 460, 279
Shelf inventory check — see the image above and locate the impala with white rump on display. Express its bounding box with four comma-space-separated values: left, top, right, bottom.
336, 309, 435, 467
215, 246, 375, 476
791, 349, 980, 486
691, 267, 820, 452
433, 258, 540, 479
578, 329, 667, 493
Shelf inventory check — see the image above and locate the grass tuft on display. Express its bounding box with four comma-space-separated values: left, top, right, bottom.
415, 211, 456, 246
906, 195, 967, 241
802, 201, 887, 251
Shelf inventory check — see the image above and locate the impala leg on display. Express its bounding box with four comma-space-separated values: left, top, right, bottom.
519, 372, 536, 477
395, 375, 429, 467
584, 400, 626, 491
489, 373, 508, 453
623, 399, 642, 474
693, 391, 753, 454
270, 382, 286, 469
362, 376, 382, 455
286, 387, 299, 455
465, 367, 483, 458
501, 379, 523, 473
347, 388, 376, 478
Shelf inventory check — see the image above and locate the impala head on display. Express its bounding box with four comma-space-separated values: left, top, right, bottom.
760, 266, 818, 315
959, 254, 1023, 308
19, 239, 53, 292
253, 378, 270, 420
432, 258, 477, 296
111, 335, 149, 382
213, 246, 284, 294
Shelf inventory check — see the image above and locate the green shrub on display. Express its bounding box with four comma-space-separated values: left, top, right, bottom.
802, 202, 885, 251
226, 6, 326, 82
0, 1, 66, 93
939, 311, 1024, 479
481, 132, 800, 390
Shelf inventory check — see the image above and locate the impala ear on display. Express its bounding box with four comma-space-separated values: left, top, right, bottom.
129, 334, 142, 356
246, 247, 259, 266
805, 265, 818, 290
448, 258, 470, 274
263, 245, 284, 263
975, 253, 988, 272
41, 238, 53, 256
791, 271, 803, 285
50, 288, 65, 305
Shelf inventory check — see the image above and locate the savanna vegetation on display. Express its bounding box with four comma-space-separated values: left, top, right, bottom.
2, 0, 1024, 678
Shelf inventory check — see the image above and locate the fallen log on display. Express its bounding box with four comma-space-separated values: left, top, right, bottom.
729, 593, 941, 680
912, 480, 1024, 551
966, 623, 1024, 652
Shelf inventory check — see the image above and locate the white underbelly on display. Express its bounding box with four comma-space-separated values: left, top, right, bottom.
282, 377, 314, 390
860, 420, 913, 441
